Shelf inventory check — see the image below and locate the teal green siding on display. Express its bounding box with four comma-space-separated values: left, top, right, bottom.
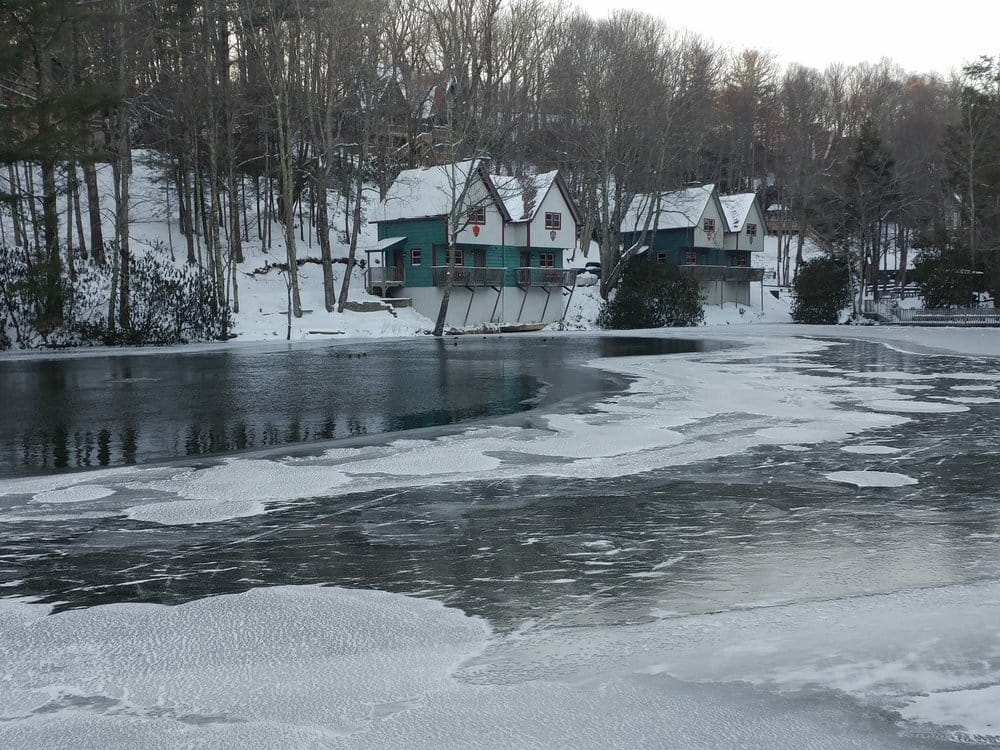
377, 218, 446, 287
377, 218, 564, 288
622, 228, 749, 267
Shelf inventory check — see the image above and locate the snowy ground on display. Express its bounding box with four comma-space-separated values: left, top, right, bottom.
3, 325, 1000, 747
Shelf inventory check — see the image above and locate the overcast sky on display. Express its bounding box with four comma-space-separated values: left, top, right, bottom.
575, 0, 998, 76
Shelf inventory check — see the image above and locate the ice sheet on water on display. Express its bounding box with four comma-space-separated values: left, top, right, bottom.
0, 586, 489, 748
868, 399, 969, 414
0, 584, 973, 749
121, 459, 352, 525
33, 485, 115, 504
459, 579, 1000, 746
942, 396, 1000, 404
0, 333, 983, 527
825, 471, 917, 487
901, 685, 1000, 741
840, 445, 902, 455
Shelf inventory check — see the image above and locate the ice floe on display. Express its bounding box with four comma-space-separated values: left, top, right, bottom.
867, 399, 969, 414
32, 485, 115, 504
839, 445, 902, 456
825, 471, 917, 487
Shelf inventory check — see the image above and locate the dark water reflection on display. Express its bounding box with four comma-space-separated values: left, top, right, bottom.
0, 336, 710, 477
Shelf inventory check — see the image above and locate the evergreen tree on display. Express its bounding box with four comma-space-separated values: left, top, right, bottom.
598, 259, 704, 329
944, 57, 1000, 304
791, 257, 852, 324
843, 118, 897, 310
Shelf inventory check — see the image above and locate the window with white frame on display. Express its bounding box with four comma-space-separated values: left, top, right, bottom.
410, 249, 422, 266
656, 252, 667, 264
729, 253, 748, 267
746, 223, 758, 242
539, 252, 555, 268
446, 248, 464, 266
468, 205, 486, 225
685, 250, 698, 265
702, 218, 715, 233
544, 212, 562, 230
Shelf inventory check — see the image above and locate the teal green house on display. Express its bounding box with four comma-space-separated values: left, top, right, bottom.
367, 160, 583, 329
621, 184, 764, 307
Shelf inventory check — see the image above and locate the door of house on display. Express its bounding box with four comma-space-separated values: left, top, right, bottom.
520, 250, 531, 268
394, 250, 405, 283
473, 249, 486, 268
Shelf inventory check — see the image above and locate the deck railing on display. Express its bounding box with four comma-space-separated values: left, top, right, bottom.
432, 266, 506, 287
864, 300, 1000, 326
515, 267, 577, 287
677, 264, 765, 283
365, 266, 404, 291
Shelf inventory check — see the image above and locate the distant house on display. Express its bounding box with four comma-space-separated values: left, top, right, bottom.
367, 160, 583, 329
720, 192, 766, 253
621, 184, 764, 307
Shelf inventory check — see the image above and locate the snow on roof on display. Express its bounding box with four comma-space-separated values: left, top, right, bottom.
719, 193, 757, 233
364, 236, 407, 254
377, 160, 483, 222
621, 184, 715, 234
495, 171, 559, 223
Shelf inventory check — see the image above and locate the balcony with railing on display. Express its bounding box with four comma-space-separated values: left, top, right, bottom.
432, 266, 506, 287
677, 264, 765, 283
515, 267, 577, 288
365, 266, 405, 294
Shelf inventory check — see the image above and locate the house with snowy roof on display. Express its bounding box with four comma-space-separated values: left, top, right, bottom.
367, 159, 582, 329
719, 192, 766, 253
621, 183, 764, 308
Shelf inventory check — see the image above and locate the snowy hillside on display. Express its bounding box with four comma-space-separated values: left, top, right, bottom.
1, 153, 434, 342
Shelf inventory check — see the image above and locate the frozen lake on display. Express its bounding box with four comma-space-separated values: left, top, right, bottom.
0, 336, 707, 476
2, 329, 1000, 748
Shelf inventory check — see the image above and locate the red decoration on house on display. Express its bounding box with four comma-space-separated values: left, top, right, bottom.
472, 225, 480, 237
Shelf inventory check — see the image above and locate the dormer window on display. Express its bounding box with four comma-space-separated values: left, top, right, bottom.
468, 206, 486, 225
545, 212, 562, 230
703, 218, 715, 233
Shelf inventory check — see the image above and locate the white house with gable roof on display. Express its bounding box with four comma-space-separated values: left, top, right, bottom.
368, 160, 582, 330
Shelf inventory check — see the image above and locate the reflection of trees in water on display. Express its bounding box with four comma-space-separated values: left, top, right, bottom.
1, 337, 693, 474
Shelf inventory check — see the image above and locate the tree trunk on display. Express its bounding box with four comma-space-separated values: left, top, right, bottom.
433, 253, 456, 337
71, 163, 87, 260
314, 169, 336, 311
114, 139, 132, 332
65, 165, 76, 281
83, 160, 104, 263
276, 103, 302, 317
336, 152, 365, 313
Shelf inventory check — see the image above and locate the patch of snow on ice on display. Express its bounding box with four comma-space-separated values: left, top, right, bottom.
824, 471, 917, 488
942, 396, 1000, 404
32, 485, 116, 504
122, 459, 350, 525
840, 445, 901, 456
902, 685, 1000, 740
0, 586, 489, 747
868, 400, 969, 414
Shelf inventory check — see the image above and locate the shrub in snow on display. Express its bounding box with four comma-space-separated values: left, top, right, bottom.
1, 244, 230, 349
913, 249, 979, 309
791, 257, 851, 324
597, 260, 703, 329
